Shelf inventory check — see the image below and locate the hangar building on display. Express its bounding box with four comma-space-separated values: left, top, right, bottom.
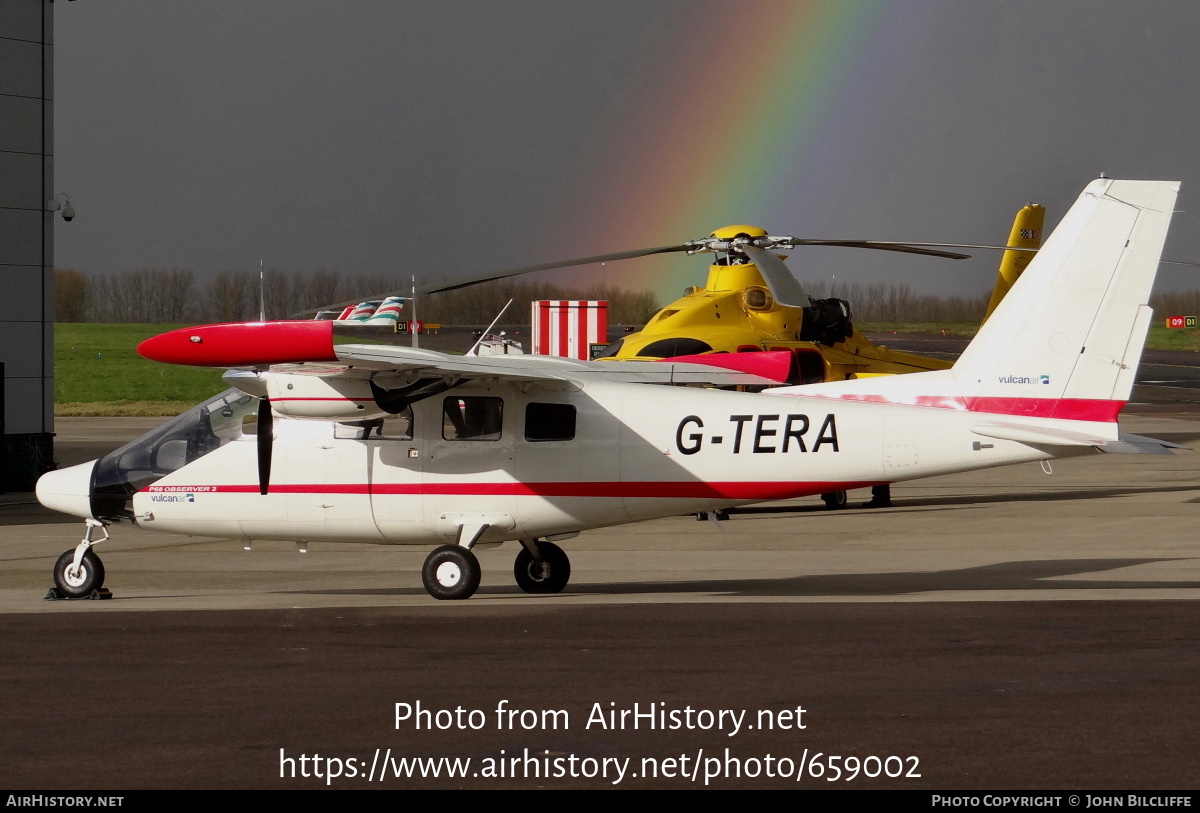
0, 0, 55, 489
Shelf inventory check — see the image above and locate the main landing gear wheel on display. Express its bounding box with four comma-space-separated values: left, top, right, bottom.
421, 545, 482, 601
53, 549, 105, 598
821, 491, 848, 510
514, 541, 571, 594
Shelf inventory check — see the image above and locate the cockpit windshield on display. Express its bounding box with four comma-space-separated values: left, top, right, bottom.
90, 389, 258, 519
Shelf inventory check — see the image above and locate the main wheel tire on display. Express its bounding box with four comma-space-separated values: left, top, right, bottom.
53, 549, 104, 598
513, 541, 571, 594
821, 491, 848, 510
421, 545, 482, 600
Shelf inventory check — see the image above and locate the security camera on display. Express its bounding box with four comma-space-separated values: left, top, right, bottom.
48, 194, 74, 221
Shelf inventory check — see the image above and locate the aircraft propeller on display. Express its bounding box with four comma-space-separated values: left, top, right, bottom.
257, 397, 274, 495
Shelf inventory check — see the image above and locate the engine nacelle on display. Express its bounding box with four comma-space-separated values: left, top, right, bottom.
265, 372, 388, 420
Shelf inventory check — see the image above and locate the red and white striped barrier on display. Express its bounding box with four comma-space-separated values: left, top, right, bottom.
531, 300, 608, 360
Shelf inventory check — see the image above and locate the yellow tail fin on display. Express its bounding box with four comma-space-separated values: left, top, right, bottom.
981, 203, 1045, 323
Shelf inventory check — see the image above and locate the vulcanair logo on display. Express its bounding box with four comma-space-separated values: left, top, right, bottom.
150, 493, 195, 503
998, 374, 1050, 385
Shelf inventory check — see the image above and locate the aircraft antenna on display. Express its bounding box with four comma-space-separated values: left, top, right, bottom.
410, 275, 418, 348
467, 299, 514, 356
258, 259, 266, 322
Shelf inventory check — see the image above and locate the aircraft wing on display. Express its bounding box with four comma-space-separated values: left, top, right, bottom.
334, 344, 778, 386
137, 322, 780, 387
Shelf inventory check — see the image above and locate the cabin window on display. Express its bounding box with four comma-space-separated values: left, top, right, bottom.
443, 397, 503, 441
525, 403, 576, 442
335, 407, 414, 440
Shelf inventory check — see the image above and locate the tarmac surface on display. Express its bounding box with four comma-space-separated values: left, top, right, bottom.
3, 336, 1200, 789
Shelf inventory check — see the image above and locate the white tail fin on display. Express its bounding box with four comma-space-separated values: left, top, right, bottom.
952, 179, 1178, 411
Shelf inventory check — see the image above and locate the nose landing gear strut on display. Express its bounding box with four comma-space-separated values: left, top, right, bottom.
45, 519, 113, 601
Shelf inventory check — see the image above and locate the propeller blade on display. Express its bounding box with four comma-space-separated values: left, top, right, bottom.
781, 240, 972, 260
257, 398, 273, 496
741, 245, 811, 308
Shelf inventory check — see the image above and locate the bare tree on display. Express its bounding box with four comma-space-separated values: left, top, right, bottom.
54, 269, 91, 322
294, 270, 343, 315
148, 268, 195, 323
205, 271, 253, 322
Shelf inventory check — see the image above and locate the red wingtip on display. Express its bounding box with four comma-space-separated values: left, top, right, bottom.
137, 321, 338, 367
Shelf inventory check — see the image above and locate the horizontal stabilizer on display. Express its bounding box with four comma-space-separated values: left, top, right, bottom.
971, 422, 1105, 448
972, 424, 1187, 455
1100, 433, 1192, 455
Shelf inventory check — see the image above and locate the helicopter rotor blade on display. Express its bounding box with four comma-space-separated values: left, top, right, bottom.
290, 244, 693, 317
778, 239, 972, 260
740, 245, 812, 308
292, 237, 974, 318
421, 244, 693, 295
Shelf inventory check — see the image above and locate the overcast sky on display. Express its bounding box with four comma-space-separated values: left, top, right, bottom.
52, 0, 1200, 300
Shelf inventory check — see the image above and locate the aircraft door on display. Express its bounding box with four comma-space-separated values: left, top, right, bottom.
420, 394, 518, 542
355, 409, 425, 543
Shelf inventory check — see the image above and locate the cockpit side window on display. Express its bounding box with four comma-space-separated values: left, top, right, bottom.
90, 388, 259, 519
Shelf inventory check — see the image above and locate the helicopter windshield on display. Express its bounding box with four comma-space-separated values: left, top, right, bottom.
635, 338, 714, 358
594, 339, 623, 359
90, 389, 258, 519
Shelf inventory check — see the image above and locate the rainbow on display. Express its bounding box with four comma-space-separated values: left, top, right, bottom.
549, 0, 926, 300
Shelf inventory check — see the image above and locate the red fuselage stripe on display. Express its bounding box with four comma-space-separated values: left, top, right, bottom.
144, 481, 880, 500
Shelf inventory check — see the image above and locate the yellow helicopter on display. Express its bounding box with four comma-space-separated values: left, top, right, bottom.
412, 203, 1045, 387
317, 203, 1043, 385
593, 204, 1045, 384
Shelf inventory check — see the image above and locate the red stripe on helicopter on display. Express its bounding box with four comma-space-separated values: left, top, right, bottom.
790, 392, 1124, 422
144, 481, 880, 499
659, 350, 794, 383
137, 321, 338, 367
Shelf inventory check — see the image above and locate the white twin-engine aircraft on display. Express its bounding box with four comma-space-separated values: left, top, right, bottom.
37, 179, 1182, 601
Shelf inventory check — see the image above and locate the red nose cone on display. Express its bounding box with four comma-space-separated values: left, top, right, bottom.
137, 321, 338, 367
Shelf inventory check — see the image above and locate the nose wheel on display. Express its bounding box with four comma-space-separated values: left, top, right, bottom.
53, 549, 105, 598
